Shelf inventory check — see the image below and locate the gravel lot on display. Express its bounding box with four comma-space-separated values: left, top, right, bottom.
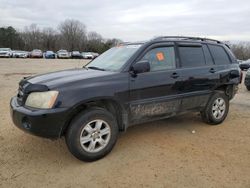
0, 58, 250, 188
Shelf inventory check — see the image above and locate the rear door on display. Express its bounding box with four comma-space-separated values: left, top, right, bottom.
129, 43, 182, 123
176, 42, 213, 111
207, 44, 233, 81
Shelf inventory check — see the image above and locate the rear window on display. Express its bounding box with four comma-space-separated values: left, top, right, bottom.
179, 46, 205, 67
208, 45, 231, 65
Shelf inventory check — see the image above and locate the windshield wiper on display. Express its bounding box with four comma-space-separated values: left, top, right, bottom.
88, 66, 106, 71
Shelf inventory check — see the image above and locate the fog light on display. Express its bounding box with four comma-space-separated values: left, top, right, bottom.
22, 117, 31, 130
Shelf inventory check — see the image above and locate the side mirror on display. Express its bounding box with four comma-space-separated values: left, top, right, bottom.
131, 60, 150, 75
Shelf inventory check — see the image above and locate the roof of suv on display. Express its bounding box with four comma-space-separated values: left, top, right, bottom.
120, 36, 228, 48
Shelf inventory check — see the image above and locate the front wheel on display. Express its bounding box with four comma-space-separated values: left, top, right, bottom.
201, 92, 229, 125
66, 107, 118, 162
246, 86, 250, 91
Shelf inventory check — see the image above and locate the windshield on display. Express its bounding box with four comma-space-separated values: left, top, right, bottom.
86, 44, 141, 71
58, 50, 67, 53
33, 49, 41, 52
0, 48, 10, 51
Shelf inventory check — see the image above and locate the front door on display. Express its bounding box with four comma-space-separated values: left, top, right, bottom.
129, 44, 182, 124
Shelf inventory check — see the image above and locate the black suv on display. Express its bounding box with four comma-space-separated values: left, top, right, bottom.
10, 36, 241, 162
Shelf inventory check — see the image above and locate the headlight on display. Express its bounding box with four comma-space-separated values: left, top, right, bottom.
25, 91, 59, 109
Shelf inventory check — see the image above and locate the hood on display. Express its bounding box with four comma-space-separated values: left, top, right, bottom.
0, 50, 10, 53
26, 68, 116, 88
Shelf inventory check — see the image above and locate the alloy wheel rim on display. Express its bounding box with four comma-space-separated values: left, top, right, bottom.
212, 97, 226, 120
80, 119, 111, 153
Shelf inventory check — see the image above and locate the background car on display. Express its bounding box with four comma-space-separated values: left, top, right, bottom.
92, 52, 99, 59
81, 52, 94, 59
245, 69, 250, 90
239, 59, 250, 70
12, 50, 28, 58
30, 49, 43, 58
44, 51, 56, 59
0, 48, 12, 58
57, 49, 70, 59
71, 51, 82, 59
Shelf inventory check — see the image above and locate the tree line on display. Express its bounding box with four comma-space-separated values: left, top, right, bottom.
228, 42, 250, 60
0, 19, 122, 54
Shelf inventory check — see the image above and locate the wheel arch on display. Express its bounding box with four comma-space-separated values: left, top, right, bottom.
60, 97, 128, 137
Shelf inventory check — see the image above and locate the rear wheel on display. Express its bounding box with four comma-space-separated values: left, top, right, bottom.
66, 107, 118, 162
201, 92, 229, 125
246, 86, 250, 91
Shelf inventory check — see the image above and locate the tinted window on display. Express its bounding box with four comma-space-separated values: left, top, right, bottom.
141, 47, 176, 71
179, 46, 205, 67
202, 44, 214, 65
208, 45, 231, 65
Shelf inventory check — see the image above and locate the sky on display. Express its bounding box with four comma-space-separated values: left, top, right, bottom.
0, 0, 250, 42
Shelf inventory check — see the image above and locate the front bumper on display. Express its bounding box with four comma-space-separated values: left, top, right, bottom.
10, 97, 69, 138
0, 54, 10, 57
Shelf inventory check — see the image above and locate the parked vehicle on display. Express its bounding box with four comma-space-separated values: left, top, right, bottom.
30, 49, 43, 58
0, 48, 12, 58
44, 51, 56, 59
12, 50, 28, 58
27, 51, 32, 58
10, 36, 241, 162
71, 51, 82, 59
92, 52, 99, 59
57, 50, 70, 59
239, 59, 250, 70
245, 69, 250, 90
81, 52, 94, 59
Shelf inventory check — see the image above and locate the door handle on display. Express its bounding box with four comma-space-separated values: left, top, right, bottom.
209, 68, 216, 73
171, 72, 179, 79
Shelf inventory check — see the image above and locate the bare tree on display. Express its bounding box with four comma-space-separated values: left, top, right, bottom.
86, 31, 104, 52
1, 19, 123, 53
42, 27, 58, 51
58, 19, 87, 51
229, 42, 250, 60
21, 24, 43, 50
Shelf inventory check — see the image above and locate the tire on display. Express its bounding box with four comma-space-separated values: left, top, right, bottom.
201, 92, 229, 125
247, 86, 250, 91
65, 107, 118, 162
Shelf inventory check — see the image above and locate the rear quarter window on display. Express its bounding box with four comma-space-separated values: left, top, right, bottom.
208, 45, 231, 65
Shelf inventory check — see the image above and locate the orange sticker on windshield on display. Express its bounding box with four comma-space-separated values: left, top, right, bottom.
156, 52, 164, 61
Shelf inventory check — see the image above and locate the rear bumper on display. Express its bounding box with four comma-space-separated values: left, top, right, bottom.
10, 97, 69, 138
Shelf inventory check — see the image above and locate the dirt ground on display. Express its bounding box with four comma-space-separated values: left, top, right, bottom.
0, 58, 250, 188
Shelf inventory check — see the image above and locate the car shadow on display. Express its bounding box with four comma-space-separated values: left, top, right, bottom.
16, 112, 206, 164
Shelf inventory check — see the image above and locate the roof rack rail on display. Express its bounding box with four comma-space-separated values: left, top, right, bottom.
152, 36, 222, 44
116, 41, 146, 46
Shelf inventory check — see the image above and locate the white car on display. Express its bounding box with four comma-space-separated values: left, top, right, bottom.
12, 50, 28, 58
0, 48, 12, 58
57, 50, 70, 59
82, 52, 94, 59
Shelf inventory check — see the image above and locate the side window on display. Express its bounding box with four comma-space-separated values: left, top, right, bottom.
202, 44, 214, 65
179, 46, 206, 67
141, 47, 176, 71
208, 44, 231, 65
